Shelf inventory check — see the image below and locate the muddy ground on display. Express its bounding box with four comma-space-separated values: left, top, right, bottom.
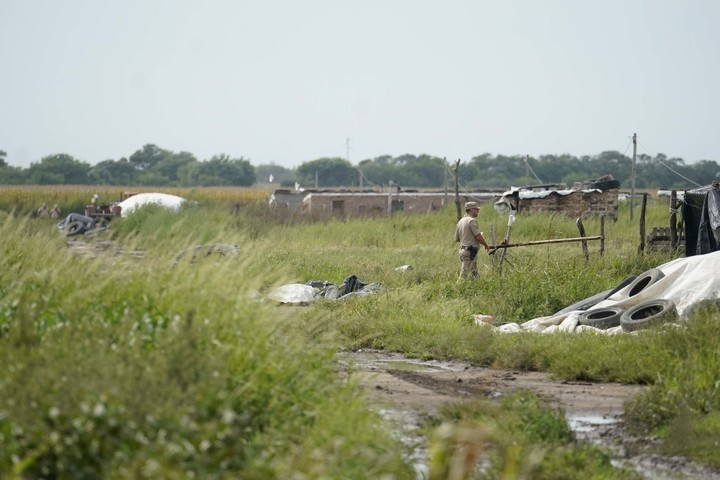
340, 349, 720, 480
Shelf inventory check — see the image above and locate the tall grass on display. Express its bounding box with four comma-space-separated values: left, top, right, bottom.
0, 214, 413, 478
0, 189, 714, 474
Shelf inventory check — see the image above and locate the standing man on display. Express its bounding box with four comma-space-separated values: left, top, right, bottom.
455, 201, 490, 279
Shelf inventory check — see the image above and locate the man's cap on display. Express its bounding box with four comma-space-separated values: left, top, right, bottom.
464, 201, 479, 210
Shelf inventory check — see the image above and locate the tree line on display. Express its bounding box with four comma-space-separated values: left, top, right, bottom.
1, 145, 718, 190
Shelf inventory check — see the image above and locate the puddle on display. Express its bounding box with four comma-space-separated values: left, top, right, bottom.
568, 413, 620, 433
378, 407, 429, 480
371, 360, 450, 372
339, 349, 467, 373
343, 350, 720, 479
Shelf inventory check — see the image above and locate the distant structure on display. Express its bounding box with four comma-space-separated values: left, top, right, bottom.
269, 189, 500, 216
494, 175, 620, 221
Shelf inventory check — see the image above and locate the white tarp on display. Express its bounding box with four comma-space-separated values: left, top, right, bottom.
498, 250, 720, 334
117, 193, 186, 217
267, 284, 317, 304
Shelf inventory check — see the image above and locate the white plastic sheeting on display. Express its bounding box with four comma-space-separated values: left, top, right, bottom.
267, 277, 384, 304
497, 250, 720, 334
267, 284, 317, 304
117, 193, 186, 217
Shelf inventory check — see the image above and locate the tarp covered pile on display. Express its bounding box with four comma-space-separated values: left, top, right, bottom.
498, 250, 720, 334
683, 184, 720, 256
268, 275, 383, 304
117, 193, 186, 217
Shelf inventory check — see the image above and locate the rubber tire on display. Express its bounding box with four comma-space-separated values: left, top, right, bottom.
578, 306, 624, 329
66, 221, 87, 237
553, 275, 636, 316
621, 299, 677, 332
623, 268, 665, 298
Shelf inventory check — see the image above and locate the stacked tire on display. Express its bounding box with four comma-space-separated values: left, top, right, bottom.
620, 299, 678, 332
577, 268, 677, 331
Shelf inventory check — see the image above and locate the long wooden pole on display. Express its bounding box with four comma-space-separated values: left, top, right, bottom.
498, 221, 513, 271
489, 235, 603, 251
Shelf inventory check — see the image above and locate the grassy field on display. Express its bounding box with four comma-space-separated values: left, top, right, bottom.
1, 186, 718, 477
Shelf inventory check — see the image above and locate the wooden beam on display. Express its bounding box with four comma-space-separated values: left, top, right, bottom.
488, 235, 603, 251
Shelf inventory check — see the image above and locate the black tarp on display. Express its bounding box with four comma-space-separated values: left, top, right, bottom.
683, 184, 720, 256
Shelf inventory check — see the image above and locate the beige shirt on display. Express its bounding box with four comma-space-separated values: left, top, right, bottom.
455, 216, 481, 248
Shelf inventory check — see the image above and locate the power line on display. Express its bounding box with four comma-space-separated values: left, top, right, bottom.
637, 141, 702, 188
622, 137, 633, 156
523, 156, 542, 184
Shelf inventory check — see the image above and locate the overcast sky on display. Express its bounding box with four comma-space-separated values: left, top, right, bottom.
1, 0, 718, 169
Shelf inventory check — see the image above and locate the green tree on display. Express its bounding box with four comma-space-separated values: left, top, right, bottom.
394, 154, 446, 188
688, 160, 720, 186
468, 154, 526, 188
587, 151, 631, 186
152, 151, 197, 184
27, 154, 91, 184
129, 144, 170, 171
186, 155, 255, 186
0, 165, 26, 184
296, 157, 357, 188
358, 156, 396, 188
90, 158, 137, 185
535, 154, 583, 185
255, 163, 295, 186
0, 150, 6, 168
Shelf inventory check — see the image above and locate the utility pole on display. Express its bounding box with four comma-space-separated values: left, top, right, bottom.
454, 159, 462, 221
443, 157, 448, 199
630, 133, 637, 220
525, 154, 530, 186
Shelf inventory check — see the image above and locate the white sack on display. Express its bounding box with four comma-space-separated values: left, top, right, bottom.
117, 193, 186, 217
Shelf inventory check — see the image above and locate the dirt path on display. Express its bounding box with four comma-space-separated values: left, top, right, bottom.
340, 349, 720, 480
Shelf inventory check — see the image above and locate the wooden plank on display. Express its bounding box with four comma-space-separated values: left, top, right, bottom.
488, 235, 602, 250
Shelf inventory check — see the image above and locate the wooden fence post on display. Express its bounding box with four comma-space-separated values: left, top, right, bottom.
576, 218, 589, 261
638, 193, 648, 255
670, 190, 678, 250
490, 224, 497, 267
498, 215, 515, 272
600, 214, 605, 256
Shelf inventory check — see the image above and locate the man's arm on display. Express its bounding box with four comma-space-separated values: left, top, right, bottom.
474, 232, 490, 251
